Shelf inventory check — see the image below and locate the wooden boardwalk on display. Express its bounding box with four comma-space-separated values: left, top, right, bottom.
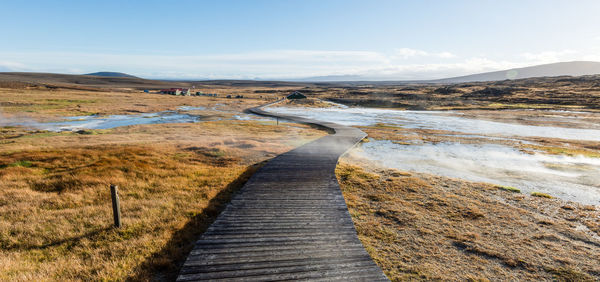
177, 104, 388, 281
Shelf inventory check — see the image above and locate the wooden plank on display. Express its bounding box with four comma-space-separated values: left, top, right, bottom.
176, 102, 388, 281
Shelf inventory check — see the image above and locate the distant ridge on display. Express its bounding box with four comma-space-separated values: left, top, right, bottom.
432, 61, 600, 83
0, 72, 314, 90
85, 71, 139, 78
291, 61, 600, 83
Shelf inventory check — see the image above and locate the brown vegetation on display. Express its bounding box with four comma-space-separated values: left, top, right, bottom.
0, 144, 251, 280
301, 75, 600, 111
274, 97, 333, 108
336, 162, 600, 281
0, 86, 325, 280
0, 87, 269, 119
3, 74, 600, 281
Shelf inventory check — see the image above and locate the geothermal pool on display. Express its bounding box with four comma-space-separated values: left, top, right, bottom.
266, 106, 600, 205
3, 106, 273, 131
267, 106, 600, 141
37, 111, 203, 131
359, 140, 600, 205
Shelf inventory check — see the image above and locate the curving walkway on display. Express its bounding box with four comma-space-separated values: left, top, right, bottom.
177, 102, 388, 281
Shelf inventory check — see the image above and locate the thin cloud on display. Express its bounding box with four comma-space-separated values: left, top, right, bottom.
391, 48, 456, 60
0, 48, 595, 80
0, 61, 30, 71
520, 50, 577, 63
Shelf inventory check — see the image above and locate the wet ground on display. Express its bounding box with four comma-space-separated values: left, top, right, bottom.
267, 106, 600, 141
266, 105, 600, 205
2, 106, 273, 131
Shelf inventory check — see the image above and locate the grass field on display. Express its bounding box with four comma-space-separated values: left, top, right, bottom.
2, 79, 600, 281
336, 161, 600, 281
0, 87, 271, 119
0, 87, 325, 280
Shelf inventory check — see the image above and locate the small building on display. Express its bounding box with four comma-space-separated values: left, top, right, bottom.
287, 91, 307, 99
160, 88, 183, 95
160, 88, 192, 95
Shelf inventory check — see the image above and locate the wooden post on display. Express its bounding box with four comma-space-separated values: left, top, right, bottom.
277, 117, 279, 126
110, 185, 122, 228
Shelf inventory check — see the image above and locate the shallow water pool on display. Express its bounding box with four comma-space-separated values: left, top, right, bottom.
266, 106, 600, 141
356, 140, 600, 205
265, 105, 600, 204
3, 106, 274, 131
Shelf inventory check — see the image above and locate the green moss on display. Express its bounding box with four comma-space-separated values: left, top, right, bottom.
13, 160, 33, 167
487, 103, 554, 109
18, 131, 70, 139
496, 185, 520, 193
0, 160, 34, 169
204, 149, 225, 158
538, 146, 600, 158
18, 129, 110, 139
531, 192, 553, 199
44, 98, 97, 104
372, 123, 404, 129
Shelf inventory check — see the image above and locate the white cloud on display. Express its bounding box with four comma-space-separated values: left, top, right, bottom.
391, 48, 456, 60
347, 57, 523, 80
392, 48, 428, 59
582, 54, 600, 62
0, 47, 593, 80
0, 61, 29, 71
520, 50, 577, 63
437, 52, 457, 59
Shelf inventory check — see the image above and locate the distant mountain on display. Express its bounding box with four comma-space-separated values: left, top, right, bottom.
290, 74, 368, 82
432, 61, 600, 83
85, 72, 139, 78
0, 72, 315, 90
292, 61, 600, 83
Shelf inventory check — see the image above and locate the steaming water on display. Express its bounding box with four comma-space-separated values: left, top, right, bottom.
266, 106, 600, 141
357, 140, 600, 205
35, 112, 203, 131
4, 106, 273, 131
265, 106, 600, 205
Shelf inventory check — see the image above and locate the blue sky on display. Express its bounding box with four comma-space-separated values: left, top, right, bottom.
1, 0, 599, 79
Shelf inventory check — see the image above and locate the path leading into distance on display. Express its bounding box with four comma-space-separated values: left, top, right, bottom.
177, 102, 388, 281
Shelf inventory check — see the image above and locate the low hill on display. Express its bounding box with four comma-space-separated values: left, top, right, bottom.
293, 61, 600, 84
0, 72, 179, 90
85, 72, 139, 78
434, 61, 600, 83
0, 72, 313, 90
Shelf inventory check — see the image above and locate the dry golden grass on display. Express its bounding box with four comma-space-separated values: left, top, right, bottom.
0, 144, 251, 280
336, 162, 600, 281
0, 87, 326, 280
302, 76, 600, 111
0, 87, 270, 119
273, 98, 334, 108
4, 79, 600, 281
0, 129, 323, 280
